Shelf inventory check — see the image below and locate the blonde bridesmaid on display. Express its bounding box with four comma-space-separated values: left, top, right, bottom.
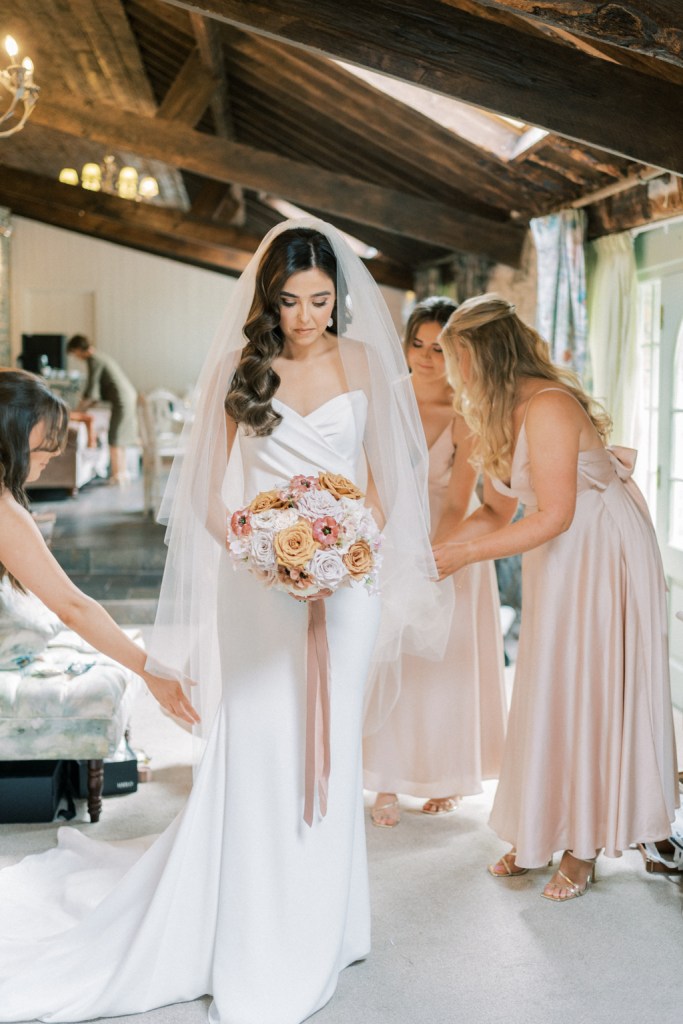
364, 297, 513, 827
435, 294, 678, 901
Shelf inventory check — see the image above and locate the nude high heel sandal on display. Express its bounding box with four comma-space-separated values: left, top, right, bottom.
541, 851, 597, 902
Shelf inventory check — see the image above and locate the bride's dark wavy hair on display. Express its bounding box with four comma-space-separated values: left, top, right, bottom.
0, 369, 69, 589
225, 227, 338, 435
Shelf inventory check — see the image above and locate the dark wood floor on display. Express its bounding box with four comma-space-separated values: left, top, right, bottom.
29, 476, 166, 623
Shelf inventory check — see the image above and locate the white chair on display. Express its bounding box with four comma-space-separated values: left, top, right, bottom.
144, 388, 187, 444
138, 392, 186, 517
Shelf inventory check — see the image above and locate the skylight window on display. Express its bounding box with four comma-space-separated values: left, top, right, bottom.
263, 196, 379, 259
336, 61, 548, 162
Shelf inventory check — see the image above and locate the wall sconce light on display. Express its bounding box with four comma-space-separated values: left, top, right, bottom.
58, 153, 159, 202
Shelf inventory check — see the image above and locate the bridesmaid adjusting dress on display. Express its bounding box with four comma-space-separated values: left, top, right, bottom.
436, 294, 678, 901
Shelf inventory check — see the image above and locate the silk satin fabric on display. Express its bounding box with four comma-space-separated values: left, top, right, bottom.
0, 392, 381, 1024
363, 421, 507, 797
489, 389, 678, 868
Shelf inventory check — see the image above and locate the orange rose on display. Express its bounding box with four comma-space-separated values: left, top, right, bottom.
274, 520, 318, 567
342, 540, 374, 578
318, 472, 364, 500
249, 489, 288, 513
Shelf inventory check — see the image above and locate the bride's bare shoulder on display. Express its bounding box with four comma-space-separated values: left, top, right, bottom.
338, 336, 371, 381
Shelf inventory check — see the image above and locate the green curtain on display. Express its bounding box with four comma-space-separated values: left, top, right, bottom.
586, 232, 638, 445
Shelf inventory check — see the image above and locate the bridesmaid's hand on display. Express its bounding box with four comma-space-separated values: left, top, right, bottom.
432, 541, 471, 581
142, 672, 201, 726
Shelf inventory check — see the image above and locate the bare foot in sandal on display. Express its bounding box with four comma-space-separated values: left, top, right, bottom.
488, 849, 528, 877
422, 795, 460, 815
371, 793, 400, 828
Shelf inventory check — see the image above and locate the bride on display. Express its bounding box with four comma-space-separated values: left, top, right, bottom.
0, 219, 449, 1024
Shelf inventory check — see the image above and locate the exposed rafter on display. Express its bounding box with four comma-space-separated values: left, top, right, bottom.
0, 165, 413, 286
190, 14, 246, 224
468, 2, 683, 67
156, 48, 219, 126
26, 96, 526, 264
190, 11, 236, 137
223, 27, 548, 216
161, 0, 683, 174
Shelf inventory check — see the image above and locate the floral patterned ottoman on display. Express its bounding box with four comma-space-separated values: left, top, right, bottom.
0, 630, 140, 822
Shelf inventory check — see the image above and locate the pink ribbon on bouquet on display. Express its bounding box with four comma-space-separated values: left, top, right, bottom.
304, 600, 331, 827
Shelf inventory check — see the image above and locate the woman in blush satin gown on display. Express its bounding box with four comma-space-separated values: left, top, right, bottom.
364, 297, 512, 828
0, 220, 449, 1023
434, 294, 678, 902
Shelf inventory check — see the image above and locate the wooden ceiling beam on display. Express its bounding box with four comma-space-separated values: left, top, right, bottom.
160, 0, 683, 174
224, 30, 540, 215
468, 2, 683, 68
49, 0, 159, 113
26, 96, 526, 264
0, 179, 252, 276
191, 12, 236, 137
157, 47, 220, 125
0, 166, 414, 288
0, 165, 260, 250
190, 15, 246, 224
586, 172, 683, 238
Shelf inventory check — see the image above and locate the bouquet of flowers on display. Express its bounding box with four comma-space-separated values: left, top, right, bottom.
227, 471, 382, 598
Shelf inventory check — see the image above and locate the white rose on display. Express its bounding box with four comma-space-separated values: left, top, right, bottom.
297, 488, 340, 521
253, 507, 298, 531
338, 496, 363, 513
359, 508, 381, 542
338, 508, 364, 547
250, 530, 275, 569
311, 548, 346, 590
228, 535, 251, 561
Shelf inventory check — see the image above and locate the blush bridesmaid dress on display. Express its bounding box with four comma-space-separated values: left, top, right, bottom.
489, 389, 678, 867
363, 420, 507, 800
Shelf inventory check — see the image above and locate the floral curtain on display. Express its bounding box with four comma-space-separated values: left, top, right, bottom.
530, 209, 589, 379
586, 232, 638, 446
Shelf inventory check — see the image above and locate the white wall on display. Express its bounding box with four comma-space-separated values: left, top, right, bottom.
10, 218, 237, 394
9, 218, 407, 394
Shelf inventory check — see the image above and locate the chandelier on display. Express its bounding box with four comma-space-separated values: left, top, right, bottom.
58, 154, 159, 202
0, 35, 39, 138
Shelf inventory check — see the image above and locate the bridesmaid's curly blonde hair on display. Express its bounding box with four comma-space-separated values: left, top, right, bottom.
440, 294, 611, 480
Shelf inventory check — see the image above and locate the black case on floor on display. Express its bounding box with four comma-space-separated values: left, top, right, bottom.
72, 740, 138, 798
0, 760, 66, 823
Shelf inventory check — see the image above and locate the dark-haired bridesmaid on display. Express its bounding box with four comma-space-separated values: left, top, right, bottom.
364, 296, 514, 827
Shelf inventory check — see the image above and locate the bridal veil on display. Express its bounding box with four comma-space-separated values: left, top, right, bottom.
146, 216, 453, 739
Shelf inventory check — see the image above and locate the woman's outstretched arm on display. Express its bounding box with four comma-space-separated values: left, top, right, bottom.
0, 494, 200, 725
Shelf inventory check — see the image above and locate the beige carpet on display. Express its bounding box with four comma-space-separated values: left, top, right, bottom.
1, 686, 682, 1024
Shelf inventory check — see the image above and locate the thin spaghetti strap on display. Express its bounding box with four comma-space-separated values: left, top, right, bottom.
521, 386, 584, 428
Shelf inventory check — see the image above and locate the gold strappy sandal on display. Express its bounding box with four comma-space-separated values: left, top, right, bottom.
488, 850, 528, 877
541, 851, 597, 902
422, 796, 460, 815
371, 798, 400, 828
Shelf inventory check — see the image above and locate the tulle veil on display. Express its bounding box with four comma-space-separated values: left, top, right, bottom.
145, 216, 453, 742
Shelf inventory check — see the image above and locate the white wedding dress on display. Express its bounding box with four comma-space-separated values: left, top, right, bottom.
0, 390, 381, 1024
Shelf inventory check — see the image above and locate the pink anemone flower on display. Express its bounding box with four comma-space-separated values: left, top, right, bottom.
290, 474, 319, 493
231, 509, 252, 537
312, 516, 340, 547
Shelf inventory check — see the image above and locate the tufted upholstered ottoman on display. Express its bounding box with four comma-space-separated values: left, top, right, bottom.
0, 630, 140, 822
